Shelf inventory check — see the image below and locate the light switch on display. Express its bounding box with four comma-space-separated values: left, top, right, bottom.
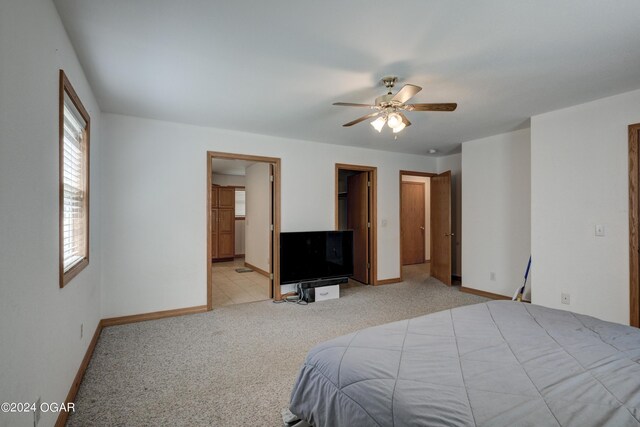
381, 219, 387, 227
595, 225, 605, 237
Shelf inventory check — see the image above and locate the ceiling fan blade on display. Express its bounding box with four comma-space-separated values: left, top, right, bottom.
392, 84, 422, 103
406, 103, 457, 112
333, 102, 376, 108
342, 112, 380, 127
399, 112, 411, 127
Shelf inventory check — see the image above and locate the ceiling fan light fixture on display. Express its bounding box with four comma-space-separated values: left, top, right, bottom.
392, 122, 406, 133
387, 112, 402, 129
371, 116, 386, 132
334, 77, 456, 132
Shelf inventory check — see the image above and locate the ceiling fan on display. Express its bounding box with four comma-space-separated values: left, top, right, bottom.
333, 76, 457, 133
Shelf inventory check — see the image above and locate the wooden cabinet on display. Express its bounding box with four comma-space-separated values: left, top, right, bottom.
219, 187, 234, 208
212, 186, 235, 261
211, 209, 219, 259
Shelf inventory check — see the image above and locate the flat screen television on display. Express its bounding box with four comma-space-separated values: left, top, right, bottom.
280, 230, 354, 284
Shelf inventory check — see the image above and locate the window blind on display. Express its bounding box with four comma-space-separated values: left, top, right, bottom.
62, 99, 87, 272
235, 189, 246, 216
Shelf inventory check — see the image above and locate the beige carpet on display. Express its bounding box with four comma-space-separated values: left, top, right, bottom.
67, 265, 487, 426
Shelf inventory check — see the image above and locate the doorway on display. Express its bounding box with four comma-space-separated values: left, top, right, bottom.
629, 122, 640, 327
207, 152, 281, 310
335, 164, 377, 285
399, 170, 452, 285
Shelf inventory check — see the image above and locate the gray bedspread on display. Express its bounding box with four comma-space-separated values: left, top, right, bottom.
289, 301, 640, 426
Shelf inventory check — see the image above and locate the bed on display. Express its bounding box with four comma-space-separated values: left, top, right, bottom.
289, 301, 640, 426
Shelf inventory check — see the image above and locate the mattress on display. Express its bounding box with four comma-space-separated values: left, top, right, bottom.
289, 301, 640, 426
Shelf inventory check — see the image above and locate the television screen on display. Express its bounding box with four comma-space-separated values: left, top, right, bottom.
280, 231, 354, 284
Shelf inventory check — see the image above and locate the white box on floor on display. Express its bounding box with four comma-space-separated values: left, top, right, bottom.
315, 285, 339, 301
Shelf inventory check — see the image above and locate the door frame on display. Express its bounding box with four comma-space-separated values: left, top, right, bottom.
629, 123, 640, 327
335, 163, 378, 285
399, 171, 437, 281
207, 151, 282, 310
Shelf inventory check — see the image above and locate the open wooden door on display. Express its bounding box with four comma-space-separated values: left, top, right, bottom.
269, 163, 275, 298
431, 171, 452, 285
629, 123, 640, 327
401, 182, 425, 265
347, 172, 369, 284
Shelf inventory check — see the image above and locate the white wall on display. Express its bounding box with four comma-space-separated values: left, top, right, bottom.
235, 219, 245, 256
462, 129, 531, 298
401, 176, 431, 261
100, 113, 438, 317
245, 163, 271, 272
0, 1, 102, 426
531, 89, 640, 324
437, 154, 462, 276
212, 173, 245, 187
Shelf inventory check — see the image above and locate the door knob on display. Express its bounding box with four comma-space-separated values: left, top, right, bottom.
420, 226, 425, 230
445, 232, 455, 237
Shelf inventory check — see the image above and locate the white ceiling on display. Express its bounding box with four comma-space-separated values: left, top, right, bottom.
54, 0, 640, 155
211, 159, 254, 176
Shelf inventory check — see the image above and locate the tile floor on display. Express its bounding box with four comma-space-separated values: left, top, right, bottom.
211, 258, 271, 307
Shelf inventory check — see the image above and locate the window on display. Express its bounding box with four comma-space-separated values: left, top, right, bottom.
235, 188, 246, 218
59, 70, 90, 287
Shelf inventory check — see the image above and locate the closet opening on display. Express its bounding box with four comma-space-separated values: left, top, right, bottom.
335, 164, 377, 285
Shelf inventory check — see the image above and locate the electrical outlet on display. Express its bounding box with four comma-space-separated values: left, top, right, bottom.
490, 272, 496, 281
561, 293, 570, 305
80, 323, 83, 339
34, 397, 41, 425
